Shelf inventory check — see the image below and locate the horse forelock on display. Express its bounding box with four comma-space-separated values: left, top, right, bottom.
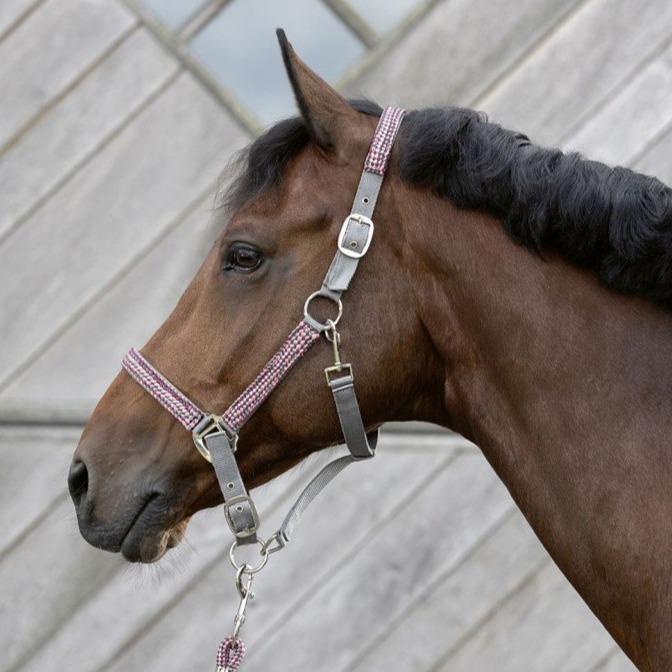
220, 99, 382, 214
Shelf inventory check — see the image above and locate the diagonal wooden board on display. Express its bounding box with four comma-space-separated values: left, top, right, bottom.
0, 0, 135, 151
0, 74, 247, 390
0, 28, 179, 240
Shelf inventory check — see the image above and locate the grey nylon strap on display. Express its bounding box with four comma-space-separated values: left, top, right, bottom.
207, 432, 259, 545
321, 170, 383, 296
328, 373, 377, 459
277, 454, 355, 544
272, 376, 377, 548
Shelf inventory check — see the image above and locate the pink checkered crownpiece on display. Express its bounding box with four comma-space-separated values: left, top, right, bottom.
122, 321, 320, 435
363, 106, 406, 176
122, 348, 205, 431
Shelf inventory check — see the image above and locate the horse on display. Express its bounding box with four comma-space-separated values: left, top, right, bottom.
68, 32, 672, 671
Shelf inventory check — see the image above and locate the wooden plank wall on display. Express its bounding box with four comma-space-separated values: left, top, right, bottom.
2, 0, 670, 670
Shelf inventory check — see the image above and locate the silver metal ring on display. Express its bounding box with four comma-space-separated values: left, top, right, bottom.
303, 291, 343, 330
229, 537, 269, 575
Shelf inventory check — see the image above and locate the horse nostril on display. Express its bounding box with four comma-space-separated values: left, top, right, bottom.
68, 459, 89, 507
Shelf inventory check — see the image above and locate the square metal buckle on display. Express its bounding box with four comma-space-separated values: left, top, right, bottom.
337, 214, 374, 259
324, 363, 353, 385
223, 494, 260, 538
192, 414, 237, 463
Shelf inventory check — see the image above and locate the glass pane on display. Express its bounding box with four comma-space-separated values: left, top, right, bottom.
142, 0, 207, 30
346, 0, 420, 35
190, 0, 366, 126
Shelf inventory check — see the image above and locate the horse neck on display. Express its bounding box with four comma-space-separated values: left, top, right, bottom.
398, 185, 672, 668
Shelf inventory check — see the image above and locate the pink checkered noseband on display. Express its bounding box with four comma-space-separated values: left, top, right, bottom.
121, 106, 405, 668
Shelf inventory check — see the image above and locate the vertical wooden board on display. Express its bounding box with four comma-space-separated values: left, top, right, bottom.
436, 563, 616, 672
0, 0, 135, 149
349, 510, 547, 672
0, 74, 247, 388
0, 498, 123, 671
0, 0, 37, 37
18, 460, 314, 672
481, 0, 672, 145
0, 28, 179, 239
635, 127, 672, 185
0, 425, 80, 555
102, 445, 457, 672
0, 202, 218, 419
348, 0, 575, 108
237, 453, 513, 672
565, 43, 672, 165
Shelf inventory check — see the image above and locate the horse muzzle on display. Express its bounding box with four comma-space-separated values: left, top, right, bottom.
67, 453, 188, 563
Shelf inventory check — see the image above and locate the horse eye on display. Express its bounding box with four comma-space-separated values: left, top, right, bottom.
224, 243, 264, 273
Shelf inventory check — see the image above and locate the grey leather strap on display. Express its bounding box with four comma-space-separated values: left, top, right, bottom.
329, 373, 377, 459
206, 432, 259, 545
321, 170, 383, 297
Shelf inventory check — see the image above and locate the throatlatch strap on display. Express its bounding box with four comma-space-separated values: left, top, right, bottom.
271, 377, 378, 548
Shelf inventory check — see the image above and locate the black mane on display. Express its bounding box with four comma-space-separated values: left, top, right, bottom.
225, 102, 672, 307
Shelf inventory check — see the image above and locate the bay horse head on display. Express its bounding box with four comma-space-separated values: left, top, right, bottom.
68, 33, 439, 563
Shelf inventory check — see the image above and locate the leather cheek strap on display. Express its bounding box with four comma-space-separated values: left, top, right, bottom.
207, 432, 259, 545
328, 373, 376, 459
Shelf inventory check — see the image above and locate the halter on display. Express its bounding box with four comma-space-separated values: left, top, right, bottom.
121, 107, 405, 669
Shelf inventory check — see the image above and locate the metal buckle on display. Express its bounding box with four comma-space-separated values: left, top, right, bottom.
224, 495, 260, 539
325, 363, 353, 385
337, 213, 374, 259
192, 414, 237, 463
324, 320, 353, 384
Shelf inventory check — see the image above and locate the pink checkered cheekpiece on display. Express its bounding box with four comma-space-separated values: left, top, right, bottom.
363, 106, 406, 176
223, 320, 320, 431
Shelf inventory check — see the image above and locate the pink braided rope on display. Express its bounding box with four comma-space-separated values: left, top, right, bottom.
223, 320, 320, 431
364, 106, 406, 176
121, 321, 319, 435
122, 348, 205, 430
216, 636, 246, 671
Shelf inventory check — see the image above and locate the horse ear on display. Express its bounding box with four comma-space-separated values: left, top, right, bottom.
276, 28, 356, 150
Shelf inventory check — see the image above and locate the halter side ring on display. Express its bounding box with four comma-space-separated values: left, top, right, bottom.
229, 537, 270, 576
303, 290, 343, 331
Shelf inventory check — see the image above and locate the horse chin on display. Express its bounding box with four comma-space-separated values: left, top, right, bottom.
121, 518, 190, 564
